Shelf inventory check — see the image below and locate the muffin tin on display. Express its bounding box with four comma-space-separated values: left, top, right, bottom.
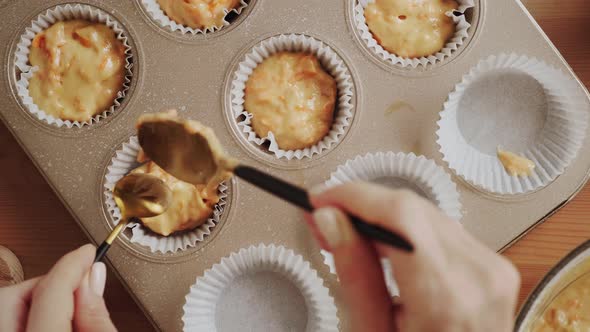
2, 1, 590, 331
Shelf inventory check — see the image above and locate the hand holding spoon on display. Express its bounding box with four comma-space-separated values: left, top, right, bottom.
137, 112, 414, 252
94, 173, 172, 262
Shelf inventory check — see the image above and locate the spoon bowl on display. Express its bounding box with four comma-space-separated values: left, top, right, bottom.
94, 173, 172, 262
137, 112, 234, 186
114, 173, 172, 218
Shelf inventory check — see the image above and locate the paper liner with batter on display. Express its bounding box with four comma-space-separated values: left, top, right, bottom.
182, 243, 339, 332
353, 0, 474, 68
104, 136, 228, 253
14, 4, 134, 128
320, 151, 462, 296
229, 33, 355, 160
140, 0, 249, 35
437, 53, 589, 195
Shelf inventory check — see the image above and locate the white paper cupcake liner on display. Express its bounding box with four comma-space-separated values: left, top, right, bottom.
182, 244, 339, 332
230, 34, 355, 160
14, 4, 133, 128
104, 136, 228, 253
437, 53, 589, 195
140, 0, 249, 35
354, 0, 474, 68
321, 151, 462, 296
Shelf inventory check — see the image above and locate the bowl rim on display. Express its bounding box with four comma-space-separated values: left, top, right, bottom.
514, 239, 590, 331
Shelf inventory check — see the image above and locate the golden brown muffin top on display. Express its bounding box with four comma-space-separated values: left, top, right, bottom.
156, 0, 240, 29
244, 52, 337, 151
364, 0, 458, 58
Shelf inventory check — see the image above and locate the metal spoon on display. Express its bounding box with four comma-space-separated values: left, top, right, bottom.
94, 173, 172, 262
137, 112, 414, 252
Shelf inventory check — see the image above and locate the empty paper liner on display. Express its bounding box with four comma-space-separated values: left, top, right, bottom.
437, 53, 589, 195
182, 244, 339, 332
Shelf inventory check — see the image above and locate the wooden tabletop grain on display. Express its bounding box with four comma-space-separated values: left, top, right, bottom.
0, 1, 589, 331
503, 0, 590, 306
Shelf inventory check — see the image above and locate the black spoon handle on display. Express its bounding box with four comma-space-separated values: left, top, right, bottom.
94, 220, 129, 263
233, 165, 414, 252
94, 242, 111, 263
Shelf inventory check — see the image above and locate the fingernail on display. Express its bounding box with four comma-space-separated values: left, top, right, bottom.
309, 184, 327, 196
89, 262, 106, 297
313, 207, 352, 248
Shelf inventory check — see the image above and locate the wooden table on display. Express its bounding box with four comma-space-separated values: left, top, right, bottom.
0, 1, 588, 331
503, 0, 590, 306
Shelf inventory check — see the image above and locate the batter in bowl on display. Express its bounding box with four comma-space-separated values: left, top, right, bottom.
532, 272, 590, 331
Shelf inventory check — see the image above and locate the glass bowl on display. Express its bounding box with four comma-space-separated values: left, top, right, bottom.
515, 240, 590, 331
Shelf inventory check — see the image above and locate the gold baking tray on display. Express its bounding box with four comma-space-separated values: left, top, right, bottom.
1, 0, 590, 331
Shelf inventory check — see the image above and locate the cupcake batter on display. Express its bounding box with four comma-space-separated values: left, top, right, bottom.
156, 0, 240, 29
532, 272, 590, 332
28, 20, 126, 122
364, 0, 459, 58
130, 160, 216, 236
244, 52, 337, 151
497, 148, 535, 177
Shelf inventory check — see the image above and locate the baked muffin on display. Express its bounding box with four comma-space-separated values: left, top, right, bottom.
28, 20, 126, 122
364, 0, 459, 58
244, 52, 337, 151
156, 0, 241, 29
130, 161, 216, 236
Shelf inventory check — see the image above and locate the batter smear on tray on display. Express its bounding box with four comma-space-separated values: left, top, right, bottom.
156, 0, 241, 29
244, 52, 337, 151
28, 20, 126, 122
364, 0, 459, 58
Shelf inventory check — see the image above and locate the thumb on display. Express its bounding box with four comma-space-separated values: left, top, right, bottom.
74, 262, 117, 332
